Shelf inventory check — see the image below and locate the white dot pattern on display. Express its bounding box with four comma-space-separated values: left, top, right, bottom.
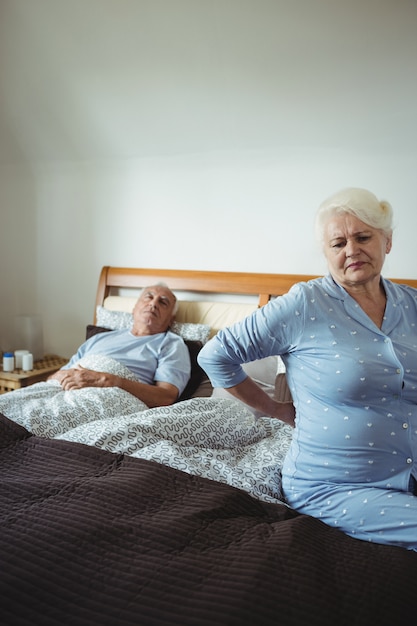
199, 275, 417, 549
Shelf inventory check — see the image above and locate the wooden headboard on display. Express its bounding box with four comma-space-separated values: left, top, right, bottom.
95, 266, 417, 323
94, 266, 319, 314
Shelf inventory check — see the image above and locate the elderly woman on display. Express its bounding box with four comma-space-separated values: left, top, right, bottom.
198, 187, 417, 550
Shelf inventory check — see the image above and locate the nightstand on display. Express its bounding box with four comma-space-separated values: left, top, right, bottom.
0, 354, 68, 394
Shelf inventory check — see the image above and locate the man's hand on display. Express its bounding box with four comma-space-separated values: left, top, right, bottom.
48, 365, 179, 407
49, 365, 112, 390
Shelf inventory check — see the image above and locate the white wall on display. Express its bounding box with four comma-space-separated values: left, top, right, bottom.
1, 0, 416, 358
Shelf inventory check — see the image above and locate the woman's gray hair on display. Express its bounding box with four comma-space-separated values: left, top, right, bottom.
315, 187, 394, 244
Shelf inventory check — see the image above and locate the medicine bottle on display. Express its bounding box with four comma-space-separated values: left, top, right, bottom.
3, 352, 15, 372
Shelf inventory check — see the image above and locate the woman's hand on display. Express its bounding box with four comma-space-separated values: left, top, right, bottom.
270, 400, 296, 427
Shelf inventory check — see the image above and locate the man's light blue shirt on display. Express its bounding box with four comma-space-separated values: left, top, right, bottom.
63, 329, 190, 395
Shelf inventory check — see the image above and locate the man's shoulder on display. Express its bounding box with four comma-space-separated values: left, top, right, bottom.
164, 330, 186, 344
87, 328, 133, 346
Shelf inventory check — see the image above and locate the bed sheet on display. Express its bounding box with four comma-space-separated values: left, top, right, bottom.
0, 356, 292, 504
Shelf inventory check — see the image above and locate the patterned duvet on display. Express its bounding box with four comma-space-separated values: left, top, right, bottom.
0, 355, 292, 504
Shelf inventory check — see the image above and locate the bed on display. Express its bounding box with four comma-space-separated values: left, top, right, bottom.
1, 266, 417, 626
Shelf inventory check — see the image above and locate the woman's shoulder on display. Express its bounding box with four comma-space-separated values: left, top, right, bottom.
266, 276, 329, 317
383, 277, 417, 301
285, 275, 330, 297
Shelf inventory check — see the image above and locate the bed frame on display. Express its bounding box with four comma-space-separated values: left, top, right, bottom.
95, 265, 417, 319
2, 265, 417, 626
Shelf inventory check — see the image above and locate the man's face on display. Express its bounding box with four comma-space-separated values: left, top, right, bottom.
132, 285, 177, 336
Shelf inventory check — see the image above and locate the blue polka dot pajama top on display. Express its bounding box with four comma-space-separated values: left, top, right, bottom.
198, 274, 417, 550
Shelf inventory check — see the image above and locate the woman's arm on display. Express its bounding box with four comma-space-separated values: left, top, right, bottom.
224, 376, 295, 427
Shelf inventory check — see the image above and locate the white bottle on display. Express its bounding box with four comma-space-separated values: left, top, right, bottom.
15, 349, 29, 369
3, 352, 15, 372
22, 353, 33, 371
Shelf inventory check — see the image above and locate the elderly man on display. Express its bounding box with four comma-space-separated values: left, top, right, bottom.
49, 284, 191, 407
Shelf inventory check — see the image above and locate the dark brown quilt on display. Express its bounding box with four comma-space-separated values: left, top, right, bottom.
0, 412, 415, 626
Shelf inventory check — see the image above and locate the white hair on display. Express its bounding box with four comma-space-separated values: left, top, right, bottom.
139, 283, 179, 315
315, 187, 394, 244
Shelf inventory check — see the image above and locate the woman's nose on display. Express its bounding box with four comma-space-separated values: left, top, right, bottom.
345, 238, 359, 257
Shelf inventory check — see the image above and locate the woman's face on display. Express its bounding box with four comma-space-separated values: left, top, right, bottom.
323, 212, 392, 290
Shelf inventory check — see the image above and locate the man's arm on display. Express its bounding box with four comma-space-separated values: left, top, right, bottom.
48, 367, 179, 407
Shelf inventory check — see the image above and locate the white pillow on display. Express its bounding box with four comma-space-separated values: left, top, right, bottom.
211, 356, 288, 418
170, 321, 210, 344
96, 306, 133, 330
95, 306, 211, 344
240, 356, 280, 389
